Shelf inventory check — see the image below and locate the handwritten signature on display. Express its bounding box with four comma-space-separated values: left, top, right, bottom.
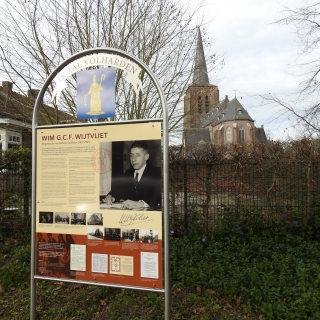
119, 212, 153, 226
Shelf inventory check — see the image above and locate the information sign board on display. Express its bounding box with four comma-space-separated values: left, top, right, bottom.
35, 121, 163, 290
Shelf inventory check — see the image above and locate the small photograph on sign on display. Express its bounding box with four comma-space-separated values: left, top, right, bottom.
140, 229, 158, 244
39, 211, 54, 224
104, 228, 121, 241
122, 229, 139, 242
87, 227, 104, 240
71, 213, 86, 225
77, 68, 115, 120
54, 212, 70, 224
87, 213, 103, 226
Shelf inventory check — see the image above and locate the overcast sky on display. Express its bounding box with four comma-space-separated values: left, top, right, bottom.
198, 0, 311, 140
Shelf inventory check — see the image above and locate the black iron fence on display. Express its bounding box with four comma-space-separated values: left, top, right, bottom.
0, 169, 31, 236
169, 160, 320, 229
0, 148, 31, 219
0, 170, 31, 215
1, 160, 319, 225
2, 142, 320, 234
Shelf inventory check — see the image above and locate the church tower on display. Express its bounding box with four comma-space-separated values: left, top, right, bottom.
183, 28, 267, 146
183, 28, 219, 129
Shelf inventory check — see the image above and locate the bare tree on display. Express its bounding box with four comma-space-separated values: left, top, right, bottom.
0, 0, 224, 140
256, 92, 320, 139
258, 1, 320, 138
275, 1, 320, 96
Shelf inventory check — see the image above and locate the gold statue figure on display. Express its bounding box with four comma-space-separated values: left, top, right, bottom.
84, 74, 106, 115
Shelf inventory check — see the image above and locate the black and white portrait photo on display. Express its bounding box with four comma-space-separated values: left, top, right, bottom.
100, 139, 162, 211
39, 211, 54, 224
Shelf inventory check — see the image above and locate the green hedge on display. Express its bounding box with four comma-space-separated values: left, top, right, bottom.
170, 229, 320, 319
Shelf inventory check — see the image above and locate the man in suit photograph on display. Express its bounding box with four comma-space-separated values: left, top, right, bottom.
103, 140, 161, 210
46, 213, 53, 223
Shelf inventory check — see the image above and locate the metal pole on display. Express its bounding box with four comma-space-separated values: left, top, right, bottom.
31, 48, 170, 319
30, 142, 36, 319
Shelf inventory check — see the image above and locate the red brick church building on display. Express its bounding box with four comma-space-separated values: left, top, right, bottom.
183, 29, 267, 146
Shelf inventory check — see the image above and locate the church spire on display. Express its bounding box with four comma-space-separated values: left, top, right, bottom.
192, 27, 209, 86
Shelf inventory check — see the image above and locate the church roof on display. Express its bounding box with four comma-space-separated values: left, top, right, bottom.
184, 128, 211, 146
192, 28, 209, 86
198, 97, 254, 128
256, 127, 267, 142
214, 97, 253, 126
199, 97, 228, 128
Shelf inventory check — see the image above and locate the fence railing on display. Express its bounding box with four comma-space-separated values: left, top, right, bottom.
0, 170, 31, 216
1, 156, 320, 232
169, 161, 320, 229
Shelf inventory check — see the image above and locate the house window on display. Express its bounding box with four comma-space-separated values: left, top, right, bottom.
239, 127, 245, 144
226, 127, 232, 144
205, 95, 209, 113
198, 96, 202, 113
8, 135, 21, 143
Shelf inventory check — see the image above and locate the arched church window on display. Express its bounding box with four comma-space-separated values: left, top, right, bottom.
205, 95, 209, 112
239, 126, 245, 144
198, 96, 202, 113
219, 127, 224, 144
226, 127, 232, 144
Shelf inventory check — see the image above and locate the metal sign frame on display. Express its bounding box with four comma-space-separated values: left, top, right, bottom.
30, 48, 170, 319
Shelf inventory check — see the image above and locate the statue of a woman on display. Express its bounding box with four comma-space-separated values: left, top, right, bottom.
84, 74, 106, 115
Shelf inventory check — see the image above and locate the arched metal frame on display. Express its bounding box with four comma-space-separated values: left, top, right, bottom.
30, 48, 170, 319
